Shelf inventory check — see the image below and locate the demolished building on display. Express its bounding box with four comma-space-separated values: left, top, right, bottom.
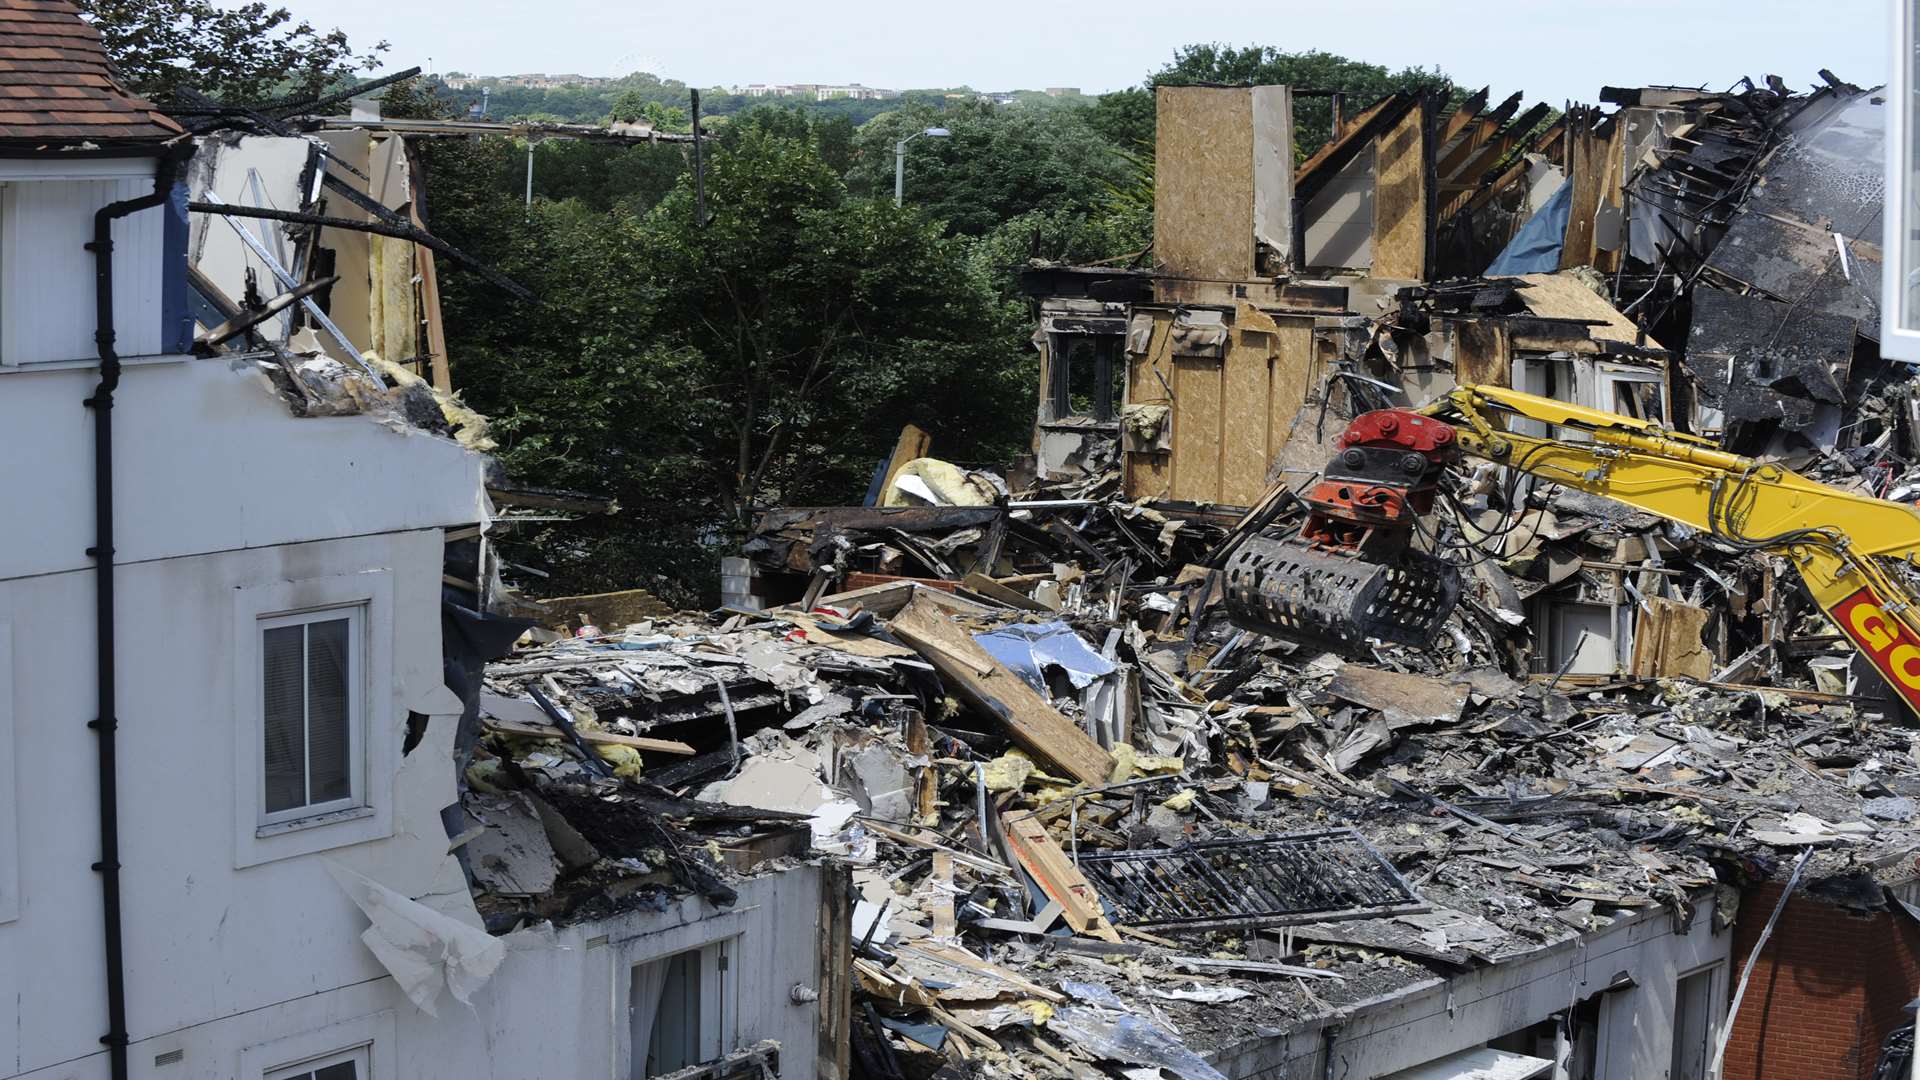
692, 76, 1920, 1080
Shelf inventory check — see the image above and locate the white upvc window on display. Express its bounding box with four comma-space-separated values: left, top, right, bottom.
258, 606, 365, 826
232, 570, 395, 868
265, 1046, 367, 1080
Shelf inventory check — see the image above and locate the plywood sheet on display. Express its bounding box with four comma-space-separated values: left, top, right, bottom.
1371, 104, 1428, 280
1156, 87, 1254, 280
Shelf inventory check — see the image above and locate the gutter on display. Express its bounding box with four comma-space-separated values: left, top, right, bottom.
84, 138, 191, 1080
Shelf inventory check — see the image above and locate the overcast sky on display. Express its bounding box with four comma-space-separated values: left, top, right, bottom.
305, 0, 1890, 105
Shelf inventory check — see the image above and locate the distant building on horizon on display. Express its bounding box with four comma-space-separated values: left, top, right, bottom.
444, 73, 614, 91
731, 82, 898, 101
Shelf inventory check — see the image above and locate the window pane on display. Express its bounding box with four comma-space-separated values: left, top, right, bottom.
314, 1062, 357, 1080
306, 618, 352, 805
262, 625, 306, 813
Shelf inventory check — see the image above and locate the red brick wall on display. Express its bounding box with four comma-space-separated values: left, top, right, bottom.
1721, 884, 1920, 1080
841, 573, 960, 594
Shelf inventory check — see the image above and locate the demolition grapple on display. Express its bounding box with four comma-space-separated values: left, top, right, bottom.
1224, 409, 1462, 652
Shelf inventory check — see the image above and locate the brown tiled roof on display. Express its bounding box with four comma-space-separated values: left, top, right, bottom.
0, 0, 182, 146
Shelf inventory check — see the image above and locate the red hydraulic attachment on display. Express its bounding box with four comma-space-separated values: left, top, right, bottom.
1222, 407, 1465, 653
1296, 408, 1461, 559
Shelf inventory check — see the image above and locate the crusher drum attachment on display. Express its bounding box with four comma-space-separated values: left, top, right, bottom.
1223, 407, 1466, 655
1223, 538, 1462, 652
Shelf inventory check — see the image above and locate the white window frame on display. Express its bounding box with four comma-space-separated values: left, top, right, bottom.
1885, 0, 1920, 359
616, 923, 747, 1080
257, 605, 366, 828
238, 1010, 393, 1080
265, 1045, 368, 1080
0, 623, 17, 923
232, 571, 394, 869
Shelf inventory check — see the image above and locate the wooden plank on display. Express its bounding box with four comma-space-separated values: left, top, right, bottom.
858, 818, 1013, 877
905, 709, 937, 823
889, 597, 1111, 786
481, 716, 696, 755
897, 942, 1068, 1004
1000, 811, 1122, 942
1558, 119, 1603, 271
930, 852, 957, 938
1370, 101, 1429, 280
961, 573, 1051, 612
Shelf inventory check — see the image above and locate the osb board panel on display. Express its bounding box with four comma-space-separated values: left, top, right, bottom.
1123, 312, 1174, 501
1517, 272, 1662, 349
1254, 316, 1317, 501
1222, 329, 1276, 504
1371, 104, 1427, 280
1138, 312, 1318, 507
1156, 87, 1254, 280
1558, 127, 1603, 270
1170, 354, 1224, 503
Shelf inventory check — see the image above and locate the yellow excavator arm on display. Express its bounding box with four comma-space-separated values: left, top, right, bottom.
1221, 382, 1920, 718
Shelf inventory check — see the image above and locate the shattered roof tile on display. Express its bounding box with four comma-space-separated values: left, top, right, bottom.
0, 0, 181, 147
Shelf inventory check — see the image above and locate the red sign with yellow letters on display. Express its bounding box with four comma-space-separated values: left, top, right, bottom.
1831, 587, 1920, 714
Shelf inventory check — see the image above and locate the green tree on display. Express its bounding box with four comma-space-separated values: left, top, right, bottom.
416, 116, 1029, 598
847, 101, 1129, 237
636, 123, 1027, 524
1153, 45, 1452, 159
79, 0, 386, 103
1084, 87, 1154, 151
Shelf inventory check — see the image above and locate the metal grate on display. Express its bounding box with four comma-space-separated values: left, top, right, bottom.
1074, 828, 1427, 932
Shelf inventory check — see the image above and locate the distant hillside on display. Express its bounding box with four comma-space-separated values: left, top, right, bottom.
416, 73, 1093, 125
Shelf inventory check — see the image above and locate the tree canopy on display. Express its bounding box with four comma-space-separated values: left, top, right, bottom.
79, 0, 386, 103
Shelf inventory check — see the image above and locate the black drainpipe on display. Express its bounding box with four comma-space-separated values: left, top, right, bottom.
84, 140, 189, 1080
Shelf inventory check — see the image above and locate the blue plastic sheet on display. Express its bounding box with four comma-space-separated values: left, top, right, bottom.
972, 621, 1116, 692
1484, 177, 1571, 277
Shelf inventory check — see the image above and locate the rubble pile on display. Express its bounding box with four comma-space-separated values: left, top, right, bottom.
455, 462, 1920, 1077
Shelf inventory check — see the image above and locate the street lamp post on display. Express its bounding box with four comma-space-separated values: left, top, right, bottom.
894, 127, 951, 206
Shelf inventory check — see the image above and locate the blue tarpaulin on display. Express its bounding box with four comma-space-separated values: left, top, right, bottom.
1484, 177, 1572, 277
972, 621, 1115, 692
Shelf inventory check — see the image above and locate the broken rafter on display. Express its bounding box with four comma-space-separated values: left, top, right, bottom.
186, 199, 535, 302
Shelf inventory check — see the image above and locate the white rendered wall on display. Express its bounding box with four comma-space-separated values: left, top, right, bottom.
0, 357, 489, 584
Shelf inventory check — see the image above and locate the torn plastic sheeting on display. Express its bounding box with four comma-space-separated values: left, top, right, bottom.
326, 862, 506, 1017
1485, 176, 1571, 277
1048, 1006, 1229, 1080
973, 621, 1117, 692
